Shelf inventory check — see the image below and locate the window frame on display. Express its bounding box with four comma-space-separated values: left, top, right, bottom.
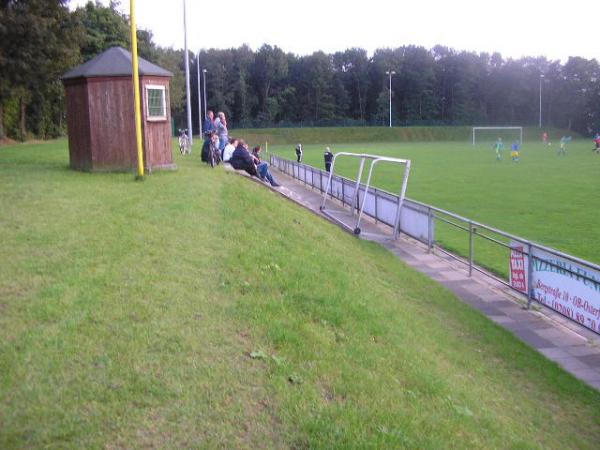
145, 84, 167, 122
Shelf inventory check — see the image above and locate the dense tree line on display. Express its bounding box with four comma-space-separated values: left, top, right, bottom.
196, 46, 600, 135
1, 1, 599, 142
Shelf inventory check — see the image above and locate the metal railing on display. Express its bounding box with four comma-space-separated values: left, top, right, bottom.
270, 154, 600, 336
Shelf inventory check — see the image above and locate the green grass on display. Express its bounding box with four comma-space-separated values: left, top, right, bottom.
1, 139, 600, 448
229, 126, 576, 146
269, 138, 600, 274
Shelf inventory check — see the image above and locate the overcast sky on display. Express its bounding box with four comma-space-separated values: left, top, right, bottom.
70, 0, 599, 62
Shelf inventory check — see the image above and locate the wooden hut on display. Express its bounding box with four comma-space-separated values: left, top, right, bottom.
62, 47, 175, 172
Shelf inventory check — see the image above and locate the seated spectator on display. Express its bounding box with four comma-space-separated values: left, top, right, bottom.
229, 140, 258, 177
222, 137, 238, 163
251, 145, 280, 187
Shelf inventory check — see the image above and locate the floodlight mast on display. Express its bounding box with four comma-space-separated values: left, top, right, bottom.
183, 0, 192, 145
539, 74, 544, 128
385, 70, 396, 128
197, 51, 202, 137
202, 69, 208, 119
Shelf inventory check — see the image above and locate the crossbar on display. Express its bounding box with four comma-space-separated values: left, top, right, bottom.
472, 126, 523, 145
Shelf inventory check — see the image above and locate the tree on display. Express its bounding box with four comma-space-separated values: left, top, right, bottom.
250, 45, 288, 116
0, 0, 80, 139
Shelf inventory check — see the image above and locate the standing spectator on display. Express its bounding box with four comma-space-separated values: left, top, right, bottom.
215, 111, 229, 152
295, 143, 303, 163
203, 110, 215, 136
324, 147, 334, 172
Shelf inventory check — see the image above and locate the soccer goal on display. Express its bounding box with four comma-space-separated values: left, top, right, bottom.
472, 127, 523, 145
320, 152, 411, 240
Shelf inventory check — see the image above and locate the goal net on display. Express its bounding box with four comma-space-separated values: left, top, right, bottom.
472, 127, 523, 145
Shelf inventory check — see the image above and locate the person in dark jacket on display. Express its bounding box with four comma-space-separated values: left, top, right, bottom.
203, 110, 215, 136
295, 143, 303, 162
229, 140, 258, 177
324, 146, 334, 172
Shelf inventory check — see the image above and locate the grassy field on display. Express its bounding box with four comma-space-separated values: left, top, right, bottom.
1, 139, 600, 448
230, 125, 572, 146
267, 137, 600, 274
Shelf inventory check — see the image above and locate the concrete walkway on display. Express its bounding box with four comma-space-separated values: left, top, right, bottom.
228, 164, 600, 390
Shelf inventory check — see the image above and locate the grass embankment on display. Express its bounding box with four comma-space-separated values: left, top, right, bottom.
270, 139, 600, 273
230, 126, 577, 146
1, 140, 599, 448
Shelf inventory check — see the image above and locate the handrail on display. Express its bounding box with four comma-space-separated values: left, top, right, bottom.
271, 153, 600, 274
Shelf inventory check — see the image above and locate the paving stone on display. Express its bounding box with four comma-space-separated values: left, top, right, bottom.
546, 334, 588, 347
489, 315, 515, 325
484, 299, 517, 308
578, 354, 600, 368
438, 270, 471, 281
554, 357, 592, 371
511, 329, 555, 349
539, 347, 572, 359
472, 304, 505, 316
564, 345, 600, 357
569, 368, 600, 382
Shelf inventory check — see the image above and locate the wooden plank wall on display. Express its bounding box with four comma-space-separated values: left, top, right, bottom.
86, 77, 137, 170
141, 76, 173, 170
64, 80, 92, 170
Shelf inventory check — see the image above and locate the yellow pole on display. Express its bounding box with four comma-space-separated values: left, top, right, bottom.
130, 0, 144, 179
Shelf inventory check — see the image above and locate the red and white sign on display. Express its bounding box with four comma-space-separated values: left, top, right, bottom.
509, 243, 528, 294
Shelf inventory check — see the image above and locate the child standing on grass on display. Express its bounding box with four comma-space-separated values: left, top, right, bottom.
494, 138, 504, 161
511, 140, 520, 162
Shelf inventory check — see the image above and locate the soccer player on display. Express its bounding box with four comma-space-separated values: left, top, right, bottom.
494, 138, 504, 161
511, 140, 520, 162
542, 132, 548, 144
558, 136, 571, 156
593, 133, 600, 154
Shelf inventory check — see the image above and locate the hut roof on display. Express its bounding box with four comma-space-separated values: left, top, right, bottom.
62, 46, 172, 80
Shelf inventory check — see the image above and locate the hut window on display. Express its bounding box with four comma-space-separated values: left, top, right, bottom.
146, 85, 167, 120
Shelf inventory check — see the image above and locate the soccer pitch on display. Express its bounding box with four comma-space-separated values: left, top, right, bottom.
270, 139, 600, 270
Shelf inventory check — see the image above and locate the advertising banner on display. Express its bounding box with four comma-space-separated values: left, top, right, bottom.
530, 248, 600, 334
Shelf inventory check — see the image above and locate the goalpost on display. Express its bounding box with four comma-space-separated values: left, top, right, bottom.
472, 127, 523, 145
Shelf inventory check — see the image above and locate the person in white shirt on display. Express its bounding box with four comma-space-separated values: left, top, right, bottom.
222, 136, 238, 163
